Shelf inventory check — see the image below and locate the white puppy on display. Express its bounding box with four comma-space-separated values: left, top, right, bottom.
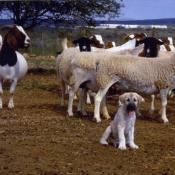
100, 92, 144, 150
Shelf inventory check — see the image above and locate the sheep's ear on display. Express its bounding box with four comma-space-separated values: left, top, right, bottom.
135, 93, 145, 103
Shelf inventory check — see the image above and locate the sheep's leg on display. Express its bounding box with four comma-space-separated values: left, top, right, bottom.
160, 89, 169, 123
86, 92, 91, 104
67, 87, 75, 116
60, 78, 66, 106
8, 79, 17, 109
77, 88, 87, 116
65, 85, 69, 94
67, 82, 81, 116
0, 80, 3, 109
77, 88, 83, 112
101, 96, 111, 120
66, 85, 77, 100
150, 95, 155, 113
57, 69, 65, 106
94, 79, 118, 123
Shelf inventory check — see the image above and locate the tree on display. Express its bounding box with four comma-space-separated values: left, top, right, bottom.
0, 0, 123, 28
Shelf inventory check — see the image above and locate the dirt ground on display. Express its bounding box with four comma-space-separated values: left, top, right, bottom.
0, 68, 175, 175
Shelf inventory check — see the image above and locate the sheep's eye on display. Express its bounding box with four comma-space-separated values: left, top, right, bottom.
126, 98, 130, 102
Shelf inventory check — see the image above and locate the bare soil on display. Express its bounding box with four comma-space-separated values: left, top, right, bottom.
0, 69, 175, 175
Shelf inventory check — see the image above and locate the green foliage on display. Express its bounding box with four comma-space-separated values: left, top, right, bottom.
0, 0, 123, 29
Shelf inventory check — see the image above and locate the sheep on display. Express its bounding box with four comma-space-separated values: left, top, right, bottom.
73, 35, 105, 52
105, 41, 116, 48
160, 37, 175, 52
63, 36, 105, 104
58, 35, 175, 122
61, 43, 146, 119
136, 37, 164, 57
0, 25, 30, 109
56, 47, 110, 118
89, 34, 104, 48
56, 36, 146, 118
91, 37, 137, 52
92, 52, 175, 123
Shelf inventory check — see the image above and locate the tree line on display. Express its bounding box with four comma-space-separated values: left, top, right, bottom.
0, 0, 123, 29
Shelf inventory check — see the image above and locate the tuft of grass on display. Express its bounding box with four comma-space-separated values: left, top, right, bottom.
19, 80, 58, 93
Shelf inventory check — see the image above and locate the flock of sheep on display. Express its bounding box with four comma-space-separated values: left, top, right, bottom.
56, 34, 175, 124
1, 25, 175, 151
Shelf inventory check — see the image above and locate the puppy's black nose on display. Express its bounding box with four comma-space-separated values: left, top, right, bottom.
127, 103, 136, 112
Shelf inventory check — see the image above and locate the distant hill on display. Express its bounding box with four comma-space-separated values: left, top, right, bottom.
0, 18, 175, 27
97, 18, 175, 25
0, 19, 13, 25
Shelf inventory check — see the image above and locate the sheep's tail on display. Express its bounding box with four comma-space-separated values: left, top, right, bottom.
61, 38, 68, 50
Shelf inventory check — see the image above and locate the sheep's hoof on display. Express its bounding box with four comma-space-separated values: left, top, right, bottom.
82, 111, 88, 116
86, 101, 91, 105
67, 111, 73, 117
104, 115, 111, 120
0, 103, 3, 109
149, 109, 154, 114
8, 102, 14, 109
163, 120, 169, 124
92, 117, 101, 123
96, 118, 101, 123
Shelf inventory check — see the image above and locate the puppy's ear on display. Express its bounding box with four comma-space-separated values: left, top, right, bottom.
135, 93, 145, 103
119, 94, 127, 105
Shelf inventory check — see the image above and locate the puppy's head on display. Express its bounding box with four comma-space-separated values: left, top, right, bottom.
119, 92, 144, 115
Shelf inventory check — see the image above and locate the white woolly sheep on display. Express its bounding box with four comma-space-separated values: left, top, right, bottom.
92, 52, 175, 123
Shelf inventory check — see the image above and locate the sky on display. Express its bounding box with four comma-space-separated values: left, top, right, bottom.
119, 0, 175, 20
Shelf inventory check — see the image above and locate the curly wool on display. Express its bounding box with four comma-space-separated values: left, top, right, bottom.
96, 53, 175, 88
56, 48, 79, 83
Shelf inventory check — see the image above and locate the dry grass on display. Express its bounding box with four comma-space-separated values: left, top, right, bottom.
0, 56, 175, 175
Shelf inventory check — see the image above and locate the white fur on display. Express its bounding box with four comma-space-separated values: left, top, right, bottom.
56, 38, 143, 120
100, 105, 138, 150
16, 26, 30, 47
93, 35, 104, 45
91, 39, 136, 52
0, 51, 28, 108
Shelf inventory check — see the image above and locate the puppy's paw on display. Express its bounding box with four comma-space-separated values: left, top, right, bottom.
100, 139, 108, 145
118, 144, 127, 150
129, 143, 139, 149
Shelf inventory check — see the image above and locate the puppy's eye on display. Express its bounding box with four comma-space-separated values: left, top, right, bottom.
133, 98, 137, 102
126, 98, 130, 102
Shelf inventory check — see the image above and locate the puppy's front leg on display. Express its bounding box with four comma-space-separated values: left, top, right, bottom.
128, 126, 139, 149
118, 125, 126, 150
